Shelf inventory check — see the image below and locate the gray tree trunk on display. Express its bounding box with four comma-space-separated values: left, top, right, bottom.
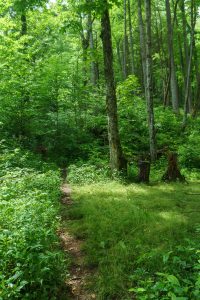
101, 0, 126, 172
180, 0, 192, 113
193, 38, 200, 115
155, 5, 170, 107
116, 38, 123, 77
123, 0, 128, 79
127, 0, 135, 74
80, 14, 90, 86
88, 13, 99, 86
192, 0, 199, 115
183, 0, 195, 126
145, 0, 156, 162
165, 0, 179, 113
138, 0, 147, 95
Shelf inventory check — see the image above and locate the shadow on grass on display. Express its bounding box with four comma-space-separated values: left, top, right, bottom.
63, 181, 200, 299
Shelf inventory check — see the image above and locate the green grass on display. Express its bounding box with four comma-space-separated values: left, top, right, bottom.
65, 181, 200, 299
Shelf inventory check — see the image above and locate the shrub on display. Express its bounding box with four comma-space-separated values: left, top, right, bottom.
179, 129, 200, 169
130, 240, 200, 299
68, 163, 110, 185
155, 108, 182, 150
0, 145, 67, 299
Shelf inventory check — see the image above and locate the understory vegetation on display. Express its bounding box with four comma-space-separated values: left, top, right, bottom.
0, 142, 68, 299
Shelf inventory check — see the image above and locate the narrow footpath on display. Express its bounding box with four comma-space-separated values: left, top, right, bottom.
59, 183, 96, 300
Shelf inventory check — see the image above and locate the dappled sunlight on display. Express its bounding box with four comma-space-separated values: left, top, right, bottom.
153, 184, 177, 192
127, 184, 149, 194
158, 211, 187, 223
73, 182, 128, 199
72, 182, 200, 219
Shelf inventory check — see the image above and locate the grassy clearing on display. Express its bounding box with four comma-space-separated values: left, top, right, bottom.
64, 181, 200, 299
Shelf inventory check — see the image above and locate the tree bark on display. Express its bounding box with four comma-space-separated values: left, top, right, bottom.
127, 0, 134, 74
21, 12, 27, 36
138, 155, 150, 183
155, 5, 169, 106
165, 0, 179, 113
183, 0, 195, 126
138, 0, 147, 95
175, 14, 185, 103
116, 38, 123, 77
192, 0, 200, 115
123, 0, 129, 79
180, 0, 192, 114
145, 0, 157, 162
101, 0, 126, 172
180, 1, 189, 74
80, 14, 90, 86
88, 12, 99, 86
162, 152, 185, 182
193, 38, 200, 116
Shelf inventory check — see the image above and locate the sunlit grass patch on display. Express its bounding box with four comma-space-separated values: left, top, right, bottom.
158, 211, 187, 223
66, 181, 200, 299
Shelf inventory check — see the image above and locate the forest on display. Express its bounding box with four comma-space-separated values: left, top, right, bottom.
0, 0, 200, 299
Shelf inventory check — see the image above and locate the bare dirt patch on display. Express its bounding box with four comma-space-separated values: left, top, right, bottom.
59, 184, 96, 300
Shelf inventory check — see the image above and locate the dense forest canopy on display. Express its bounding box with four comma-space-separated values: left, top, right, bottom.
0, 0, 200, 172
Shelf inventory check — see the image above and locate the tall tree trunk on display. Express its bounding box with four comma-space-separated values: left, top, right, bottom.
80, 14, 90, 86
183, 0, 195, 126
193, 38, 200, 115
21, 12, 27, 36
156, 5, 170, 106
127, 0, 135, 74
138, 0, 147, 95
123, 0, 128, 79
180, 1, 189, 72
115, 38, 123, 77
174, 13, 185, 107
155, 6, 167, 101
88, 13, 99, 86
192, 0, 200, 115
165, 0, 179, 113
101, 0, 126, 172
145, 0, 156, 162
180, 0, 192, 112
172, 0, 184, 98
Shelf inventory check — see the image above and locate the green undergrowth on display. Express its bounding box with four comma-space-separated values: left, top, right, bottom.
65, 181, 200, 299
0, 143, 68, 299
67, 160, 200, 186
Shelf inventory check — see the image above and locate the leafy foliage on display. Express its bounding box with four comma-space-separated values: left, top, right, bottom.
0, 143, 67, 299
68, 163, 110, 185
130, 242, 200, 299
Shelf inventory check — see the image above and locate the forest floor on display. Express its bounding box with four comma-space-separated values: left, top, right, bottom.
59, 183, 96, 300
58, 180, 200, 299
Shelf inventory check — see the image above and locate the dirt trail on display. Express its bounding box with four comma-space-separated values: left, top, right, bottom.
59, 183, 96, 300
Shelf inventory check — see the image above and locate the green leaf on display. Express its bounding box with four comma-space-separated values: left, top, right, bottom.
167, 275, 180, 286
128, 287, 146, 293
